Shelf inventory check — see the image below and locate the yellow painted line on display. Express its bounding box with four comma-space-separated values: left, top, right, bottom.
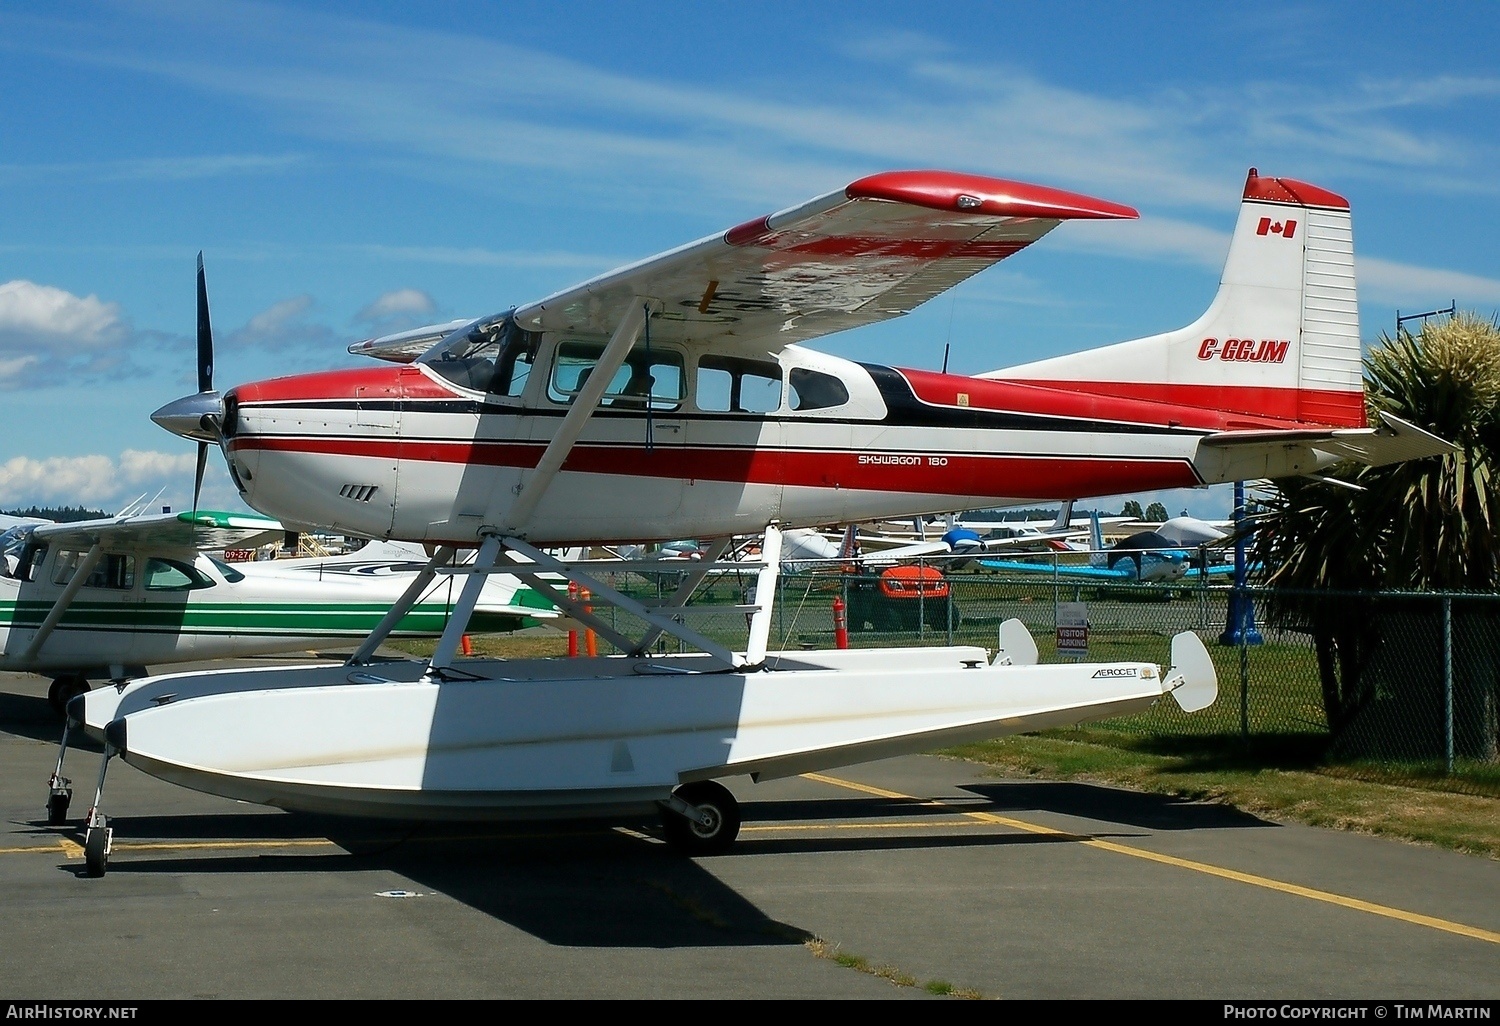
802, 771, 1500, 945
2, 838, 342, 859
743, 820, 987, 834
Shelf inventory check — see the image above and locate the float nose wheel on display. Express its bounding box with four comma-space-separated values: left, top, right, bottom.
46, 786, 71, 826
660, 780, 741, 855
80, 741, 117, 878
83, 810, 112, 878
46, 721, 74, 826
47, 676, 90, 718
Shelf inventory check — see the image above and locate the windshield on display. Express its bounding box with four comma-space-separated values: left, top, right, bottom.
418, 311, 537, 396
0, 524, 35, 557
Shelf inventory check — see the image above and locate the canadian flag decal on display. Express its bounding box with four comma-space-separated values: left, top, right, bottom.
1256, 217, 1298, 239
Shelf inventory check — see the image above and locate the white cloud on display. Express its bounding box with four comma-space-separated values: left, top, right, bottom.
118, 449, 198, 484
0, 280, 125, 346
0, 281, 143, 388
0, 455, 118, 506
1356, 257, 1500, 307
355, 289, 435, 322
0, 153, 307, 185
0, 449, 240, 512
227, 294, 339, 354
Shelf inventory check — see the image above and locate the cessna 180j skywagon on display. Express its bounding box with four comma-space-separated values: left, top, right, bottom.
65, 167, 1452, 876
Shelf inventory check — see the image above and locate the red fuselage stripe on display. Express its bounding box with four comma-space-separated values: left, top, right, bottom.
231, 436, 1199, 499
977, 379, 1367, 428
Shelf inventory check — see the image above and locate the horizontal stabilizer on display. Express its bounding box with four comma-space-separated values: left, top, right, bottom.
1195, 412, 1455, 481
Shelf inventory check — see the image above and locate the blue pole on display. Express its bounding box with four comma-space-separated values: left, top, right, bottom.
1220, 481, 1262, 646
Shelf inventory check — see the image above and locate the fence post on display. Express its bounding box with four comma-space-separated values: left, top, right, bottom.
946, 575, 955, 646
1052, 552, 1060, 631
1444, 596, 1454, 776
1240, 627, 1250, 742
917, 558, 926, 642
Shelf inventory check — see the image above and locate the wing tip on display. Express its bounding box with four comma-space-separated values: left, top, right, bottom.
846, 170, 1138, 221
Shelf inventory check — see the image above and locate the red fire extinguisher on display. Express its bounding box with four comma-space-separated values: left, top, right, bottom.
832, 595, 849, 650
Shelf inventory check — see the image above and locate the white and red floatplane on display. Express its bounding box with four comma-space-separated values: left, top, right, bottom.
64, 167, 1450, 875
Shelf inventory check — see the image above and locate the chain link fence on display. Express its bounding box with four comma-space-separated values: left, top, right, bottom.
578, 556, 1500, 798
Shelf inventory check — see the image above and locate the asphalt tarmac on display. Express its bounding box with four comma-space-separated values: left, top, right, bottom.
1, 659, 1497, 1001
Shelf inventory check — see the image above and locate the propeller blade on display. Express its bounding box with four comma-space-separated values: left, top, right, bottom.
196, 252, 213, 394
192, 440, 209, 517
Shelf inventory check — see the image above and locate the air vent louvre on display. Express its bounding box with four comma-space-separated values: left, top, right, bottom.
338, 484, 379, 502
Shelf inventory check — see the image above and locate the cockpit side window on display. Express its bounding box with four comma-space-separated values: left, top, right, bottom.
143, 558, 213, 591
788, 368, 850, 412
16, 542, 46, 583
548, 341, 684, 411
696, 356, 782, 414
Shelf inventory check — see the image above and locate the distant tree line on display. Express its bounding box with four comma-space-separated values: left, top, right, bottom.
1, 505, 110, 523
1118, 500, 1170, 522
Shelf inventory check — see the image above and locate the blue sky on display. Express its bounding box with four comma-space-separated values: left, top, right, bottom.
1, 0, 1497, 522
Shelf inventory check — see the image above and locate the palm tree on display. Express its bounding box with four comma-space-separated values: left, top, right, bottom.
1251, 313, 1500, 738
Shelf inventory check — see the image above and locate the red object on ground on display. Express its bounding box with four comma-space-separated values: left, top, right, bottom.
877, 564, 949, 600
832, 595, 849, 649
567, 581, 580, 657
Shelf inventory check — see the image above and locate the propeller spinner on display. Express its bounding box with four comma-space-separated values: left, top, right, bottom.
150, 252, 224, 515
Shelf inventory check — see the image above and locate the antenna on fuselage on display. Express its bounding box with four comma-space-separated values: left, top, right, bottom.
942, 343, 950, 375
643, 303, 654, 453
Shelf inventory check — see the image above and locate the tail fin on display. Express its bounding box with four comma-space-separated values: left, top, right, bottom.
986, 169, 1364, 428
1088, 511, 1106, 568
1048, 499, 1074, 535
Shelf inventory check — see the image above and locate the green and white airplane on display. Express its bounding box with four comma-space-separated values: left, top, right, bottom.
0, 508, 559, 713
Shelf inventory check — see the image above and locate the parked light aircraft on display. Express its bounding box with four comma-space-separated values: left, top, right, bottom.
981, 510, 1245, 582
780, 503, 1098, 571
2, 507, 558, 719
980, 510, 1190, 582
66, 167, 1454, 875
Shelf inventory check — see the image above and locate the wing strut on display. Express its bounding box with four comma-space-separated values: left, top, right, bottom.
492, 299, 650, 537
21, 544, 104, 663
415, 526, 785, 673
495, 536, 743, 666
346, 544, 458, 666
425, 535, 502, 679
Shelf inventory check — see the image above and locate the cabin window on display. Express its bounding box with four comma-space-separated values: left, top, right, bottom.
696, 356, 782, 414
548, 341, 684, 411
788, 368, 849, 411
143, 558, 213, 591
51, 550, 136, 590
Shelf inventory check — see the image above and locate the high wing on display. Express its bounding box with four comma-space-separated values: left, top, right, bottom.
350, 171, 1136, 361
29, 509, 286, 553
